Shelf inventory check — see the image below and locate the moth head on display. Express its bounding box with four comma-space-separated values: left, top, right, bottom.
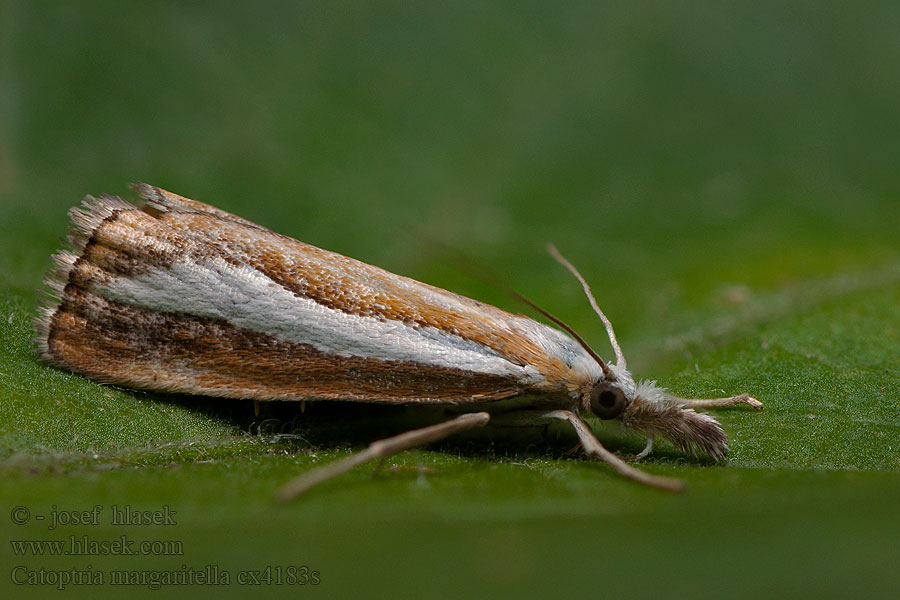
582, 375, 727, 460
619, 379, 728, 460
547, 244, 727, 460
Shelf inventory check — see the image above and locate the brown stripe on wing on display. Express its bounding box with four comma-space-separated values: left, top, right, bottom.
61, 201, 193, 288
54, 199, 248, 299
43, 287, 526, 404
134, 185, 577, 387
131, 182, 270, 231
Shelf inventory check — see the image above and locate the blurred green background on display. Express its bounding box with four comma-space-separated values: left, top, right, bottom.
1, 1, 898, 598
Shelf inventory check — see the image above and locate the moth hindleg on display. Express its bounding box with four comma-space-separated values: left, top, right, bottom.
277, 411, 491, 501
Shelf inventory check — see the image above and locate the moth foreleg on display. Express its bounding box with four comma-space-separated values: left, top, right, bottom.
631, 436, 655, 461
673, 393, 763, 410
542, 410, 684, 492
276, 411, 491, 502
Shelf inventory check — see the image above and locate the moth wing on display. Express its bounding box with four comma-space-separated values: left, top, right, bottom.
38, 187, 595, 404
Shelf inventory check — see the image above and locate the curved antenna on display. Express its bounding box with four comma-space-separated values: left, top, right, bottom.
416, 236, 614, 379
546, 244, 627, 369
506, 288, 614, 381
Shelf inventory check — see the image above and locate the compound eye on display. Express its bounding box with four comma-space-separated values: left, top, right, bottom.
590, 383, 626, 420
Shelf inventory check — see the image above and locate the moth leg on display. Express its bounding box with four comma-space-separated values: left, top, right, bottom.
542, 410, 684, 492
631, 436, 655, 461
674, 393, 763, 410
276, 412, 491, 502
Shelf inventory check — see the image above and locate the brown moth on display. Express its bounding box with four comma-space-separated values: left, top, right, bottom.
36, 184, 762, 499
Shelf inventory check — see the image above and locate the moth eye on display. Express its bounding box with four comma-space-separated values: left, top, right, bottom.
590, 384, 626, 420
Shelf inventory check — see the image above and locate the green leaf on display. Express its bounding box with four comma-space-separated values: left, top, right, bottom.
2, 2, 899, 598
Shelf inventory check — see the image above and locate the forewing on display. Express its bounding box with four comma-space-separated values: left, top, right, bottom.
36, 186, 563, 403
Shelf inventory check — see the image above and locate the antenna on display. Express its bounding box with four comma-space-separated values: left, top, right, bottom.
506, 288, 613, 381
419, 236, 615, 379
546, 244, 626, 369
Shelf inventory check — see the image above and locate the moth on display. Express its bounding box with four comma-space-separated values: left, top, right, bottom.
36, 184, 762, 499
